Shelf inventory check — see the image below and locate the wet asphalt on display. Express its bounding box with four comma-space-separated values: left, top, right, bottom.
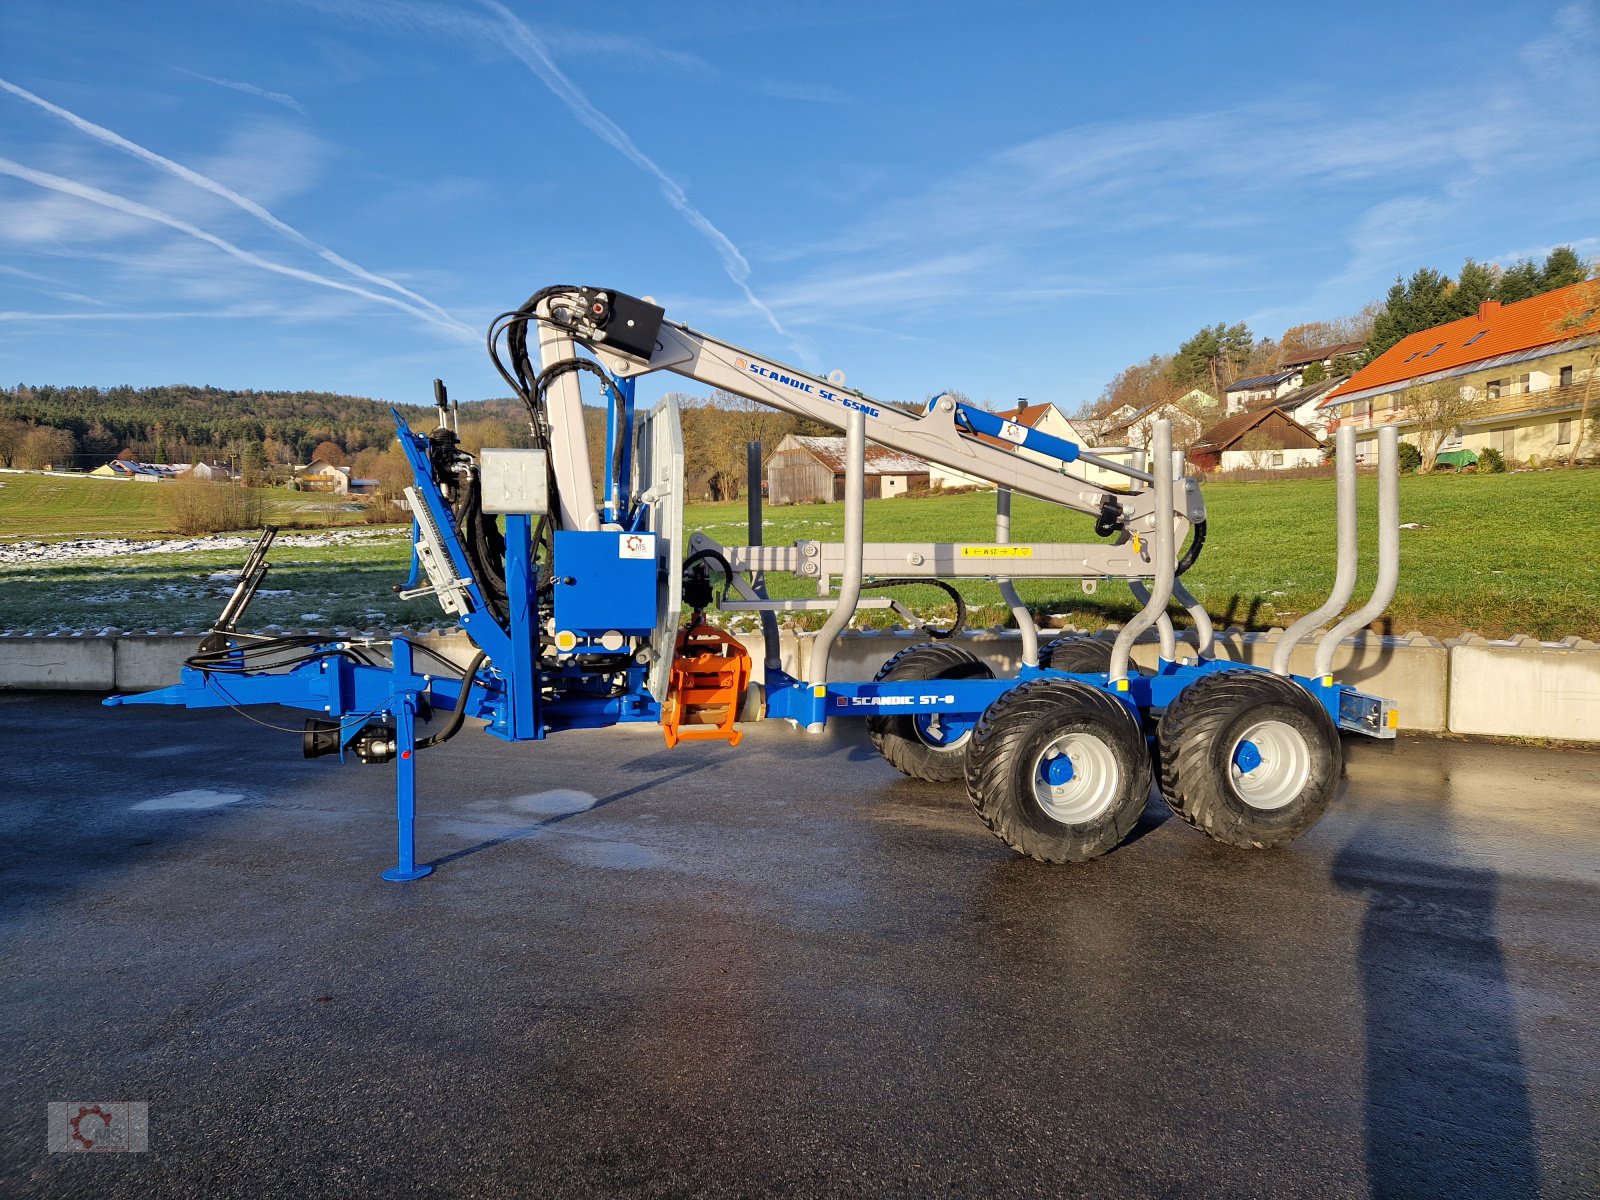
2, 690, 1598, 1199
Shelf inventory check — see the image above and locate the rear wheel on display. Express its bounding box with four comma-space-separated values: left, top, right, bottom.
1039, 634, 1112, 673
1039, 634, 1146, 676
868, 643, 994, 782
1156, 670, 1341, 848
965, 679, 1151, 863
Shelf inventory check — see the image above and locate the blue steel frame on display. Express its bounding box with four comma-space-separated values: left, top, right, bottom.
761, 658, 1360, 735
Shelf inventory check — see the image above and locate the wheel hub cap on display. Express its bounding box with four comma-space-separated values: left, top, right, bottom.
1031, 732, 1120, 824
1229, 719, 1311, 810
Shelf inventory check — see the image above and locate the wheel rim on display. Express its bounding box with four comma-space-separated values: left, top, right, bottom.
1228, 719, 1311, 810
914, 711, 974, 751
1030, 732, 1120, 824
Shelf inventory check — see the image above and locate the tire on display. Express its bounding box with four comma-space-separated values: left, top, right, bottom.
1156, 669, 1341, 849
1039, 635, 1113, 673
965, 678, 1152, 863
868, 643, 995, 782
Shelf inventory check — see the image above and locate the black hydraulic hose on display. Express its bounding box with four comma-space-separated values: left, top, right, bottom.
682, 547, 735, 582
1176, 519, 1207, 576
681, 547, 736, 614
862, 577, 968, 639
417, 649, 489, 750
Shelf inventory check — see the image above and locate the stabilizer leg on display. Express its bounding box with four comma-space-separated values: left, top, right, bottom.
382, 650, 433, 882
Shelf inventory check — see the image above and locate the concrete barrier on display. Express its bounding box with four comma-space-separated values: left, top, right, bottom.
1188, 628, 1450, 734
114, 635, 199, 692
1449, 635, 1600, 742
0, 625, 1591, 743
0, 637, 115, 689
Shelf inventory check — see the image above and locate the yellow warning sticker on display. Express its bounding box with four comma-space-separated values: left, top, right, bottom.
961, 546, 1034, 558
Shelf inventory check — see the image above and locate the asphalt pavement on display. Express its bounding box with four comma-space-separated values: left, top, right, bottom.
2, 691, 1597, 1198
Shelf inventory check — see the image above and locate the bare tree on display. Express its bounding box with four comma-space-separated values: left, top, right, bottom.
1402, 381, 1485, 472
15, 426, 77, 469
1551, 276, 1600, 466
1237, 429, 1279, 470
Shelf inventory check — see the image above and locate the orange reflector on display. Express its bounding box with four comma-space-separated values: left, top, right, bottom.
1387, 708, 1400, 729
662, 622, 752, 749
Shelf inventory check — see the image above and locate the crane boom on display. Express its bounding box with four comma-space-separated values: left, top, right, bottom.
530, 288, 1205, 539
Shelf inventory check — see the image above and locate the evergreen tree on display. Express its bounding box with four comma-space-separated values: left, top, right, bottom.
1172, 322, 1253, 393
1494, 259, 1542, 304
1539, 246, 1589, 291
1366, 268, 1453, 359
1450, 259, 1497, 319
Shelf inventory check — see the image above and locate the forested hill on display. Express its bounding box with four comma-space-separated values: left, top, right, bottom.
3, 382, 833, 502
0, 383, 534, 468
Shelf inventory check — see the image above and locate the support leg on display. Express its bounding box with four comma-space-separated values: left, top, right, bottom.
382, 689, 433, 883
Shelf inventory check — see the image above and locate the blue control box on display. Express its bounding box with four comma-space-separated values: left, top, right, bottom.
552, 530, 660, 643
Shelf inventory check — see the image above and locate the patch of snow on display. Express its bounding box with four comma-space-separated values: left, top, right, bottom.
131, 788, 245, 811
510, 789, 598, 817
0, 528, 403, 567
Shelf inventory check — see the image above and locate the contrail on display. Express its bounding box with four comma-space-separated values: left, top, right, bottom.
480, 1, 796, 346
172, 68, 308, 116
0, 75, 476, 339
0, 310, 265, 321
0, 156, 471, 336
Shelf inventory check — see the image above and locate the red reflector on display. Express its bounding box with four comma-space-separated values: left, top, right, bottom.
401, 750, 412, 760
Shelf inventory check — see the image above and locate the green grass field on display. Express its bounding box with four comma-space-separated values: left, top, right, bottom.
689, 469, 1600, 640
0, 469, 1595, 639
0, 472, 371, 539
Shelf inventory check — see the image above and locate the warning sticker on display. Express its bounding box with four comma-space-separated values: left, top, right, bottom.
619, 533, 655, 559
961, 546, 1034, 558
998, 420, 1027, 445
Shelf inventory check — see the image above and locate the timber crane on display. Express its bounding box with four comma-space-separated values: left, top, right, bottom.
108, 285, 1400, 880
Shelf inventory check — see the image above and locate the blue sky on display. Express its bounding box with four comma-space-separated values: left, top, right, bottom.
2, 0, 1597, 413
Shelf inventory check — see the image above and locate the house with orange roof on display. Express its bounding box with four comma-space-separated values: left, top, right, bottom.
1319, 279, 1600, 464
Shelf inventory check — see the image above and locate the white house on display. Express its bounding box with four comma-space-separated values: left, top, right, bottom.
181, 461, 238, 482
1096, 398, 1205, 452
1224, 370, 1303, 414
296, 461, 355, 494
1256, 378, 1344, 438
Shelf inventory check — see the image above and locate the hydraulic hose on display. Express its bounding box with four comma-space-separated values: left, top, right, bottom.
417, 649, 489, 749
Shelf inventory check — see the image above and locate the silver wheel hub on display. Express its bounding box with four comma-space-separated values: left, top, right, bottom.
1031, 732, 1120, 825
1229, 719, 1311, 810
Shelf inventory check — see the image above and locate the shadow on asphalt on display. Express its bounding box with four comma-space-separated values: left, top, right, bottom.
1334, 826, 1539, 1200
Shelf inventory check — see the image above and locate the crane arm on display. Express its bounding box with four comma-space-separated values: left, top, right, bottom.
527, 287, 1204, 538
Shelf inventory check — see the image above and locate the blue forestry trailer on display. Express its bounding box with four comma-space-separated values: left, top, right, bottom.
108, 286, 1400, 879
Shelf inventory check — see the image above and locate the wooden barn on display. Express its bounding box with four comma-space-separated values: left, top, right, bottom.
1189, 407, 1324, 472
766, 435, 931, 505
